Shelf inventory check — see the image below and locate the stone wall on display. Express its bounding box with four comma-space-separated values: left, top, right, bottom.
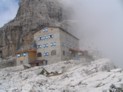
0, 57, 16, 69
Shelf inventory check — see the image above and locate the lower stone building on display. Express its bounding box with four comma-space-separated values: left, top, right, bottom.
16, 49, 37, 66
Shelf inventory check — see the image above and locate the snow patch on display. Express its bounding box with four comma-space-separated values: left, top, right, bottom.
0, 58, 123, 92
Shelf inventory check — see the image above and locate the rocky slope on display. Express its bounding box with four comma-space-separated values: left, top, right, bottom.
0, 0, 67, 58
0, 59, 123, 92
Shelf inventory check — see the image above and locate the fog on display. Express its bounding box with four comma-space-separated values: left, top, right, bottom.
61, 0, 123, 68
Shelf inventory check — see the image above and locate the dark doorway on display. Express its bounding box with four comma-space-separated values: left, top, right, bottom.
20, 61, 23, 64
36, 63, 39, 66
0, 51, 2, 58
37, 52, 42, 57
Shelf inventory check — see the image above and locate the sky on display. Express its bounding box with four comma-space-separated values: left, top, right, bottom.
0, 0, 19, 27
0, 0, 123, 68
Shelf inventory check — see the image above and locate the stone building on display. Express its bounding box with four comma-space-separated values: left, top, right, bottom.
34, 27, 79, 64
16, 49, 37, 66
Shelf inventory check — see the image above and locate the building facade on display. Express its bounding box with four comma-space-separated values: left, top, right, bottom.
34, 27, 79, 64
16, 49, 37, 66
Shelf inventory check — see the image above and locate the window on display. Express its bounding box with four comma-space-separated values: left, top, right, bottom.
39, 34, 53, 41
45, 36, 49, 39
37, 45, 42, 49
41, 36, 45, 40
51, 42, 56, 47
37, 52, 42, 57
39, 45, 42, 48
43, 27, 48, 32
17, 54, 21, 57
43, 44, 48, 48
23, 52, 27, 57
44, 52, 49, 56
43, 44, 45, 48
45, 44, 48, 48
43, 29, 45, 32
51, 50, 56, 56
39, 36, 45, 40
47, 34, 53, 39
50, 35, 53, 38
40, 37, 42, 40
47, 35, 50, 39
45, 28, 48, 32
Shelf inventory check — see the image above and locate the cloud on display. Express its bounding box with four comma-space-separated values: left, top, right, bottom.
0, 0, 19, 27
62, 0, 123, 68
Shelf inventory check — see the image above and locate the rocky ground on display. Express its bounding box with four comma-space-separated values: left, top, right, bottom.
0, 59, 123, 92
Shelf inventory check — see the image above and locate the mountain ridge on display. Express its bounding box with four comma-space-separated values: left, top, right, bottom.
0, 0, 67, 58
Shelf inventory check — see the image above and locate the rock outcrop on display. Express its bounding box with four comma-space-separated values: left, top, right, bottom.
0, 0, 66, 58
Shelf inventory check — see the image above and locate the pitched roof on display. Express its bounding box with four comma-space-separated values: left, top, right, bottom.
59, 27, 79, 40
41, 26, 79, 40
16, 49, 36, 54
